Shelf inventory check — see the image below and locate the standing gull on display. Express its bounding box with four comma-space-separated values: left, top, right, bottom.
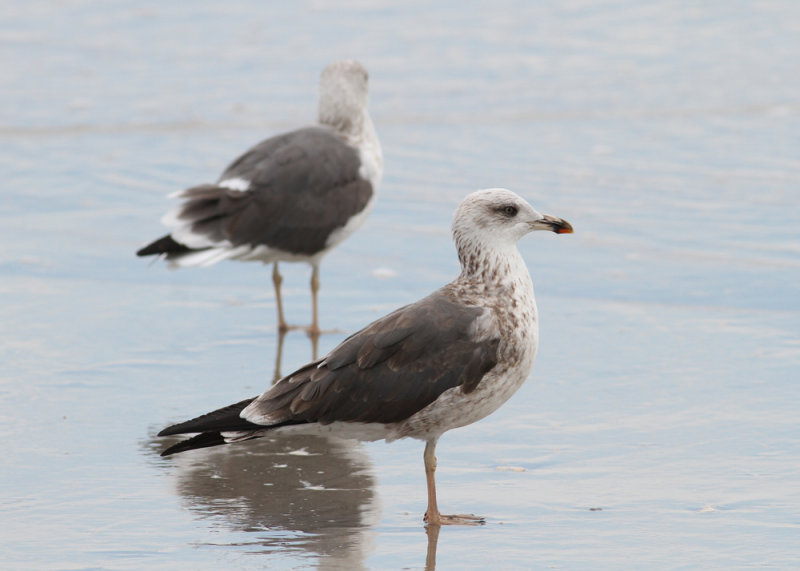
157, 188, 573, 526
137, 60, 383, 335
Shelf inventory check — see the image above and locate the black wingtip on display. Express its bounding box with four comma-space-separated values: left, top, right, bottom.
160, 432, 228, 456
157, 425, 182, 437
157, 397, 261, 456
158, 398, 259, 438
136, 235, 194, 257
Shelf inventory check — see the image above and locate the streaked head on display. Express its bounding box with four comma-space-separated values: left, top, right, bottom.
452, 188, 573, 252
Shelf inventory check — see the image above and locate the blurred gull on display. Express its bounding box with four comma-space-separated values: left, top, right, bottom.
137, 60, 383, 335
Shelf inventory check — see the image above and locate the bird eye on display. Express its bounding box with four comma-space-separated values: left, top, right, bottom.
501, 205, 518, 217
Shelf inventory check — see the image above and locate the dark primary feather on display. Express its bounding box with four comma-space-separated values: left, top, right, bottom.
158, 398, 259, 436
158, 398, 257, 457
158, 398, 309, 457
159, 288, 500, 456
136, 234, 194, 257
137, 126, 373, 259
160, 432, 228, 456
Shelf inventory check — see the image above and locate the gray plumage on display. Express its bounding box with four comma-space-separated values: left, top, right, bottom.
153, 127, 372, 257
137, 60, 382, 334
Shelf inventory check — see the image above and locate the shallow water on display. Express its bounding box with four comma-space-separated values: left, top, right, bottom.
2, 1, 799, 569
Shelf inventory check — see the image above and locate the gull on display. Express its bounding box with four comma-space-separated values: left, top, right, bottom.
157, 188, 572, 526
137, 60, 382, 335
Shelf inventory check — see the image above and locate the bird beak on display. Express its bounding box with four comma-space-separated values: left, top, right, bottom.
531, 214, 574, 234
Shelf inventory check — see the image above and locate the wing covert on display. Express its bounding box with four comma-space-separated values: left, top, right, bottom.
244, 290, 500, 426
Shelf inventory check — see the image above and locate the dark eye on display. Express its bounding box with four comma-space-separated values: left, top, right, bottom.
500, 205, 518, 217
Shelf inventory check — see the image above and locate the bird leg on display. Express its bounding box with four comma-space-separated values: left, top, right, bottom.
309, 328, 319, 361
272, 261, 327, 347
423, 438, 485, 526
272, 262, 289, 333
308, 262, 321, 337
272, 327, 287, 383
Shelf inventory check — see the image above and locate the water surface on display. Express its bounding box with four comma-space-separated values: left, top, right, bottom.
1, 1, 799, 569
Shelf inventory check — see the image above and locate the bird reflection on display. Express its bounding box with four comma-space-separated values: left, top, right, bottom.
272, 328, 320, 382
425, 525, 440, 570
151, 432, 380, 569
149, 317, 450, 568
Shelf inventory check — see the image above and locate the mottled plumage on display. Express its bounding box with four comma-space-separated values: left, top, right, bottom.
158, 188, 573, 526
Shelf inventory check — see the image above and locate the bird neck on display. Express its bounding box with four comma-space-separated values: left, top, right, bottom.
455, 241, 533, 298
453, 241, 539, 351
353, 112, 383, 185
322, 107, 375, 145
322, 109, 383, 187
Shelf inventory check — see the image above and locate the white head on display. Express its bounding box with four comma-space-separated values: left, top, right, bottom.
318, 60, 370, 133
452, 188, 573, 272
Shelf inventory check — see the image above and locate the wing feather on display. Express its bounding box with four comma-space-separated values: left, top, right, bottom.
159, 288, 501, 457
243, 288, 500, 426
140, 126, 373, 258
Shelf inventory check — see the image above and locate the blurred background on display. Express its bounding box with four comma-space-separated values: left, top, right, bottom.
1, 1, 798, 569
